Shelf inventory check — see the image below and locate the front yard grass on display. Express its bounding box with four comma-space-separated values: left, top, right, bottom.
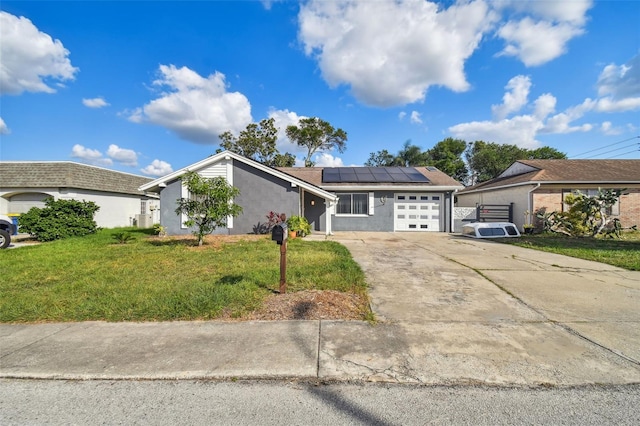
0, 228, 368, 323
501, 232, 640, 271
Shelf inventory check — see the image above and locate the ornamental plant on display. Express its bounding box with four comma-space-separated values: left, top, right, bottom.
18, 197, 100, 242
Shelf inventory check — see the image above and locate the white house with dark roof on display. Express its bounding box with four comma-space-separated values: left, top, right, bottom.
0, 161, 157, 229
140, 151, 464, 235
456, 159, 640, 231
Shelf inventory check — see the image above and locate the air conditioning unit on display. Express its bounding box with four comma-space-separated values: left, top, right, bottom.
136, 214, 153, 228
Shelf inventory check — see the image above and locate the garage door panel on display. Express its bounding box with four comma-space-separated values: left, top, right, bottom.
394, 193, 441, 232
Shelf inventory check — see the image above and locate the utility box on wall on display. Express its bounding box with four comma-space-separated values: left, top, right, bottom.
136, 214, 153, 228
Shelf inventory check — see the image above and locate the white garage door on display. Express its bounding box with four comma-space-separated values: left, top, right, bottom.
9, 193, 49, 213
394, 193, 441, 232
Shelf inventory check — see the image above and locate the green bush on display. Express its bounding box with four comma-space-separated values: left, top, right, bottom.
18, 198, 100, 242
287, 215, 312, 237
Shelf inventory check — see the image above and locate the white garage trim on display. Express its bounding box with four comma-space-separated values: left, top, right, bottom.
394, 193, 442, 232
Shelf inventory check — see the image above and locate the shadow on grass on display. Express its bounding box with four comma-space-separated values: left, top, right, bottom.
218, 274, 280, 294
145, 238, 200, 247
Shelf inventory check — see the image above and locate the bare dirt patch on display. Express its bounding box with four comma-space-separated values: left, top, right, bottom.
243, 290, 370, 321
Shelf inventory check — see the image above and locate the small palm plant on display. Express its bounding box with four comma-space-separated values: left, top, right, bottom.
112, 232, 135, 244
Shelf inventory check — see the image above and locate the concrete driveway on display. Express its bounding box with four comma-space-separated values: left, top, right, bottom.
319, 232, 640, 385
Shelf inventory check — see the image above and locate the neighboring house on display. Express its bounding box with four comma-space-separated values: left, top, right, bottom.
139, 151, 463, 235
0, 162, 157, 229
456, 159, 640, 231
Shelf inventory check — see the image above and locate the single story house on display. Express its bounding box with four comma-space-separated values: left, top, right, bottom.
139, 151, 464, 235
456, 159, 640, 231
0, 161, 157, 229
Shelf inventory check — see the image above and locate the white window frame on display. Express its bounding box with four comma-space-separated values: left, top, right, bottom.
335, 193, 370, 216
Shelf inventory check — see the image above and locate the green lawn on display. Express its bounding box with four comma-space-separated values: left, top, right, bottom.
502, 232, 640, 271
0, 228, 368, 323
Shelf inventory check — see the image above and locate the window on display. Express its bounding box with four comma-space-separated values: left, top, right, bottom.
562, 189, 620, 216
140, 200, 147, 214
337, 193, 368, 215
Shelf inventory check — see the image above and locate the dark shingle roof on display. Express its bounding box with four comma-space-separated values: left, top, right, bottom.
277, 166, 462, 188
461, 159, 640, 192
0, 162, 153, 196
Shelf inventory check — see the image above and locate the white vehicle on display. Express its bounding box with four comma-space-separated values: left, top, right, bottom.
0, 214, 17, 249
461, 222, 521, 239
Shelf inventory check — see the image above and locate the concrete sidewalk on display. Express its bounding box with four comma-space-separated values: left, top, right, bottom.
1, 232, 639, 386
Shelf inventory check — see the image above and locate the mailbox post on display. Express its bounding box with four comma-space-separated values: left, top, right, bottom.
271, 216, 288, 294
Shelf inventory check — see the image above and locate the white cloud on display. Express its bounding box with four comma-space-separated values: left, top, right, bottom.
495, 0, 592, 67
128, 65, 252, 144
597, 54, 640, 98
499, 0, 593, 26
106, 144, 138, 167
410, 111, 422, 124
297, 0, 496, 107
600, 121, 623, 136
449, 115, 544, 148
141, 159, 173, 177
491, 75, 531, 120
496, 18, 584, 67
592, 54, 640, 113
0, 117, 10, 134
313, 153, 345, 167
70, 144, 113, 166
398, 112, 407, 121
82, 97, 109, 108
449, 74, 594, 147
267, 108, 307, 155
0, 11, 78, 95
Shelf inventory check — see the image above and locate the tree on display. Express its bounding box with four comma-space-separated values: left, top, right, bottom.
364, 149, 395, 167
175, 171, 243, 246
424, 138, 468, 182
465, 142, 567, 185
393, 140, 428, 166
219, 118, 296, 167
285, 117, 347, 167
526, 146, 567, 160
271, 152, 296, 167
18, 198, 99, 242
538, 189, 624, 237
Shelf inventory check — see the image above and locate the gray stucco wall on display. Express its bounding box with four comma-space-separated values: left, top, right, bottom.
160, 178, 193, 236
332, 191, 395, 231
232, 160, 300, 235
159, 162, 301, 236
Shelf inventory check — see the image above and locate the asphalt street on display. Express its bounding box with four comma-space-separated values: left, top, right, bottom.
1, 380, 639, 425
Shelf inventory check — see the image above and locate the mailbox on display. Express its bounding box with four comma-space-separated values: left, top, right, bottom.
271, 223, 288, 245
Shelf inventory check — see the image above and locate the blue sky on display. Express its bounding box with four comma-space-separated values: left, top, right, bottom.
1, 0, 638, 177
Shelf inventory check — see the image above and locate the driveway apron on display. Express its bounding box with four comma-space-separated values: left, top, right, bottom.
319, 232, 640, 385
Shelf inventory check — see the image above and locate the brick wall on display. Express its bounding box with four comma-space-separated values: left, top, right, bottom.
620, 189, 640, 228
533, 187, 640, 229
533, 190, 563, 213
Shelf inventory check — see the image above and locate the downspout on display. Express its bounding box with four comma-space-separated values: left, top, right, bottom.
527, 183, 541, 225
451, 189, 459, 233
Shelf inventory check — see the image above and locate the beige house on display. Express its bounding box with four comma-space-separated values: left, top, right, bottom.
0, 162, 157, 229
456, 159, 640, 231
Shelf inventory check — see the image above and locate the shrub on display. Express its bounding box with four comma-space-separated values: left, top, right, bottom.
112, 232, 135, 244
18, 198, 100, 242
287, 215, 312, 237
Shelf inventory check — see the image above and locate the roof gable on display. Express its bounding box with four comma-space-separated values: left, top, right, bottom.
460, 159, 640, 193
0, 161, 152, 196
139, 151, 337, 201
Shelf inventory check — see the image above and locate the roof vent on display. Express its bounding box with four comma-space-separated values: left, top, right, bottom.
426, 166, 437, 171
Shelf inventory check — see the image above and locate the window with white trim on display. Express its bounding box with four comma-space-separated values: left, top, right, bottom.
336, 193, 368, 215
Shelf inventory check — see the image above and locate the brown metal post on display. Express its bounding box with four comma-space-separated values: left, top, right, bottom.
279, 239, 287, 294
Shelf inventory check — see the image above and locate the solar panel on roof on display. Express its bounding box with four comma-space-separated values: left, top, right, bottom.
322, 167, 429, 183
